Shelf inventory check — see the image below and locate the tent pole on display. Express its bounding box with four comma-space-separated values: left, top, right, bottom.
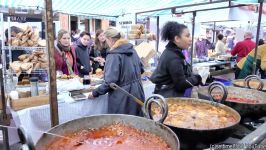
191, 11, 196, 68
212, 22, 216, 44
0, 52, 10, 150
156, 16, 159, 52
44, 0, 59, 127
135, 13, 137, 24
252, 0, 264, 75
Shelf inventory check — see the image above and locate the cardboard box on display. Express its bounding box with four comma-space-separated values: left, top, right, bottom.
135, 42, 156, 66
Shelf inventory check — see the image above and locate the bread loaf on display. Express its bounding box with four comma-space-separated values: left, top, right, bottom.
10, 61, 22, 73
31, 32, 39, 42
23, 57, 31, 63
128, 34, 140, 39
21, 63, 33, 71
16, 32, 23, 39
129, 30, 141, 35
40, 63, 48, 69
27, 40, 34, 46
18, 54, 29, 61
33, 62, 41, 70
131, 24, 144, 30
38, 40, 46, 47
12, 39, 20, 46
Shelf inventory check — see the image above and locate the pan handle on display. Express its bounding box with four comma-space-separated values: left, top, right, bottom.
244, 75, 264, 91
109, 83, 144, 106
143, 94, 168, 124
18, 126, 35, 150
208, 81, 228, 104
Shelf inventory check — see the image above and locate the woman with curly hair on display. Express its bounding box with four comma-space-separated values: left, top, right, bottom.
150, 21, 202, 97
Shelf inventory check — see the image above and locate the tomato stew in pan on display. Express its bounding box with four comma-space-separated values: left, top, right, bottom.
44, 123, 170, 150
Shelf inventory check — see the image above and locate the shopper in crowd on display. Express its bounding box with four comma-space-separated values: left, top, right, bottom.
54, 29, 78, 75
215, 34, 227, 56
231, 32, 256, 62
258, 39, 266, 79
150, 21, 202, 98
258, 39, 265, 46
195, 34, 211, 58
227, 33, 236, 50
90, 29, 109, 74
75, 31, 92, 77
236, 43, 266, 79
71, 29, 81, 44
88, 27, 145, 116
71, 30, 76, 42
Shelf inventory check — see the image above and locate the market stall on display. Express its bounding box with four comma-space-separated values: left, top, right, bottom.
10, 81, 155, 144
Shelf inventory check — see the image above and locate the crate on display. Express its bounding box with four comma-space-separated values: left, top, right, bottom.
9, 91, 49, 111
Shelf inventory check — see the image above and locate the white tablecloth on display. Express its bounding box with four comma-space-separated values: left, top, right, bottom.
11, 82, 155, 143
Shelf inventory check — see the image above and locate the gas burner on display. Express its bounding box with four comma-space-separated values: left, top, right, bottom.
241, 117, 266, 130
186, 117, 266, 150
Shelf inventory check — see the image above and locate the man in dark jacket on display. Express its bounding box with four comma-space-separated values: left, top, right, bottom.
75, 31, 92, 77
88, 27, 144, 116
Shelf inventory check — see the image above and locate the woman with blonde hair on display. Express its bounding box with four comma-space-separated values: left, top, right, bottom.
54, 29, 78, 75
88, 27, 145, 116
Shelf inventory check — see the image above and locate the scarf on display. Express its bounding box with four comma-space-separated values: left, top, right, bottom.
57, 42, 74, 75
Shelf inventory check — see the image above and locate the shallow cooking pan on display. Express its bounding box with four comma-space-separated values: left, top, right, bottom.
232, 75, 266, 92
198, 81, 266, 118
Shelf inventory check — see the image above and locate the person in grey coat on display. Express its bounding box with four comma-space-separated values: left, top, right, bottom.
75, 31, 92, 77
88, 27, 145, 116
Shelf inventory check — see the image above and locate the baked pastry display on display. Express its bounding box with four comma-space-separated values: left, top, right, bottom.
58, 74, 79, 80
8, 25, 44, 47
9, 50, 48, 76
128, 24, 156, 40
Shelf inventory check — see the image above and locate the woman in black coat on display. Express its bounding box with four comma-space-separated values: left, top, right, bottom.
150, 21, 202, 98
88, 27, 145, 116
75, 31, 92, 77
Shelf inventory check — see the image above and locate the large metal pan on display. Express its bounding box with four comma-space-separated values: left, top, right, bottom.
109, 83, 240, 145
198, 81, 266, 118
232, 75, 266, 92
143, 96, 241, 146
35, 99, 180, 150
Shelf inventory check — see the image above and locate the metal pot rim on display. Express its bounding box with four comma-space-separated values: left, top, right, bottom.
232, 79, 266, 91
36, 114, 180, 149
162, 97, 241, 131
199, 86, 266, 104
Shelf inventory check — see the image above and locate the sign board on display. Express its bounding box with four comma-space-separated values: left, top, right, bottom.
10, 16, 27, 23
3, 15, 42, 22
119, 21, 133, 29
59, 14, 69, 31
